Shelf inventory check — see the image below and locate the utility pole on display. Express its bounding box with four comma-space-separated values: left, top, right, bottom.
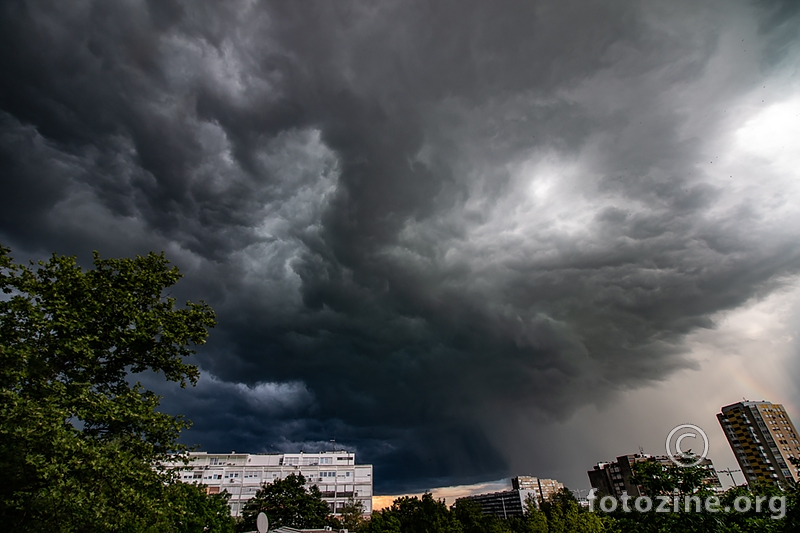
537, 477, 545, 507
718, 468, 742, 486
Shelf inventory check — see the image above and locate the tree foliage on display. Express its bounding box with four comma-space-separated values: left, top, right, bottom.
162, 482, 237, 533
358, 477, 793, 533
539, 488, 606, 533
361, 490, 606, 533
361, 493, 463, 533
238, 473, 331, 532
328, 497, 367, 531
600, 458, 791, 533
0, 246, 224, 532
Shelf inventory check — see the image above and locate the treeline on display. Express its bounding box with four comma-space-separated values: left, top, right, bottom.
359, 490, 603, 533
243, 468, 800, 533
342, 481, 800, 533
233, 473, 604, 533
343, 457, 800, 533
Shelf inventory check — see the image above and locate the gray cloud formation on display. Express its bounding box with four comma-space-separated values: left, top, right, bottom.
2, 0, 800, 491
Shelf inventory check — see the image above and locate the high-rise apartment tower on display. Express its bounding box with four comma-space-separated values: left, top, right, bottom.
718, 400, 800, 486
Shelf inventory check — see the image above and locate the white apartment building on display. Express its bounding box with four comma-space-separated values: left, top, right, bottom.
172, 450, 373, 517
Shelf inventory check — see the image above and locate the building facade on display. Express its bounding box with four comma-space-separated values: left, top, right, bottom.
171, 450, 372, 517
588, 453, 721, 498
718, 400, 800, 486
456, 489, 534, 518
511, 476, 565, 502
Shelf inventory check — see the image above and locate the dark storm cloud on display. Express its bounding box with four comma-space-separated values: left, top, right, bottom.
2, 0, 800, 492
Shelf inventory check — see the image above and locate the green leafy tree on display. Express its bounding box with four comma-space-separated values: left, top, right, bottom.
520, 510, 550, 533
535, 488, 608, 533
0, 246, 217, 532
781, 458, 800, 532
602, 455, 793, 533
629, 457, 712, 498
238, 473, 331, 531
329, 497, 366, 531
507, 496, 548, 533
162, 482, 236, 533
359, 509, 402, 533
716, 482, 785, 533
384, 493, 463, 533
452, 498, 490, 533
451, 498, 515, 533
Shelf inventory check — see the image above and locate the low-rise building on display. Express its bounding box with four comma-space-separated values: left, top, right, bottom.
456, 489, 534, 518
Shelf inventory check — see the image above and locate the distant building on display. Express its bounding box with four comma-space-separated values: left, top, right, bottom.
718, 400, 800, 486
588, 453, 721, 498
167, 450, 372, 517
456, 489, 534, 518
511, 476, 565, 502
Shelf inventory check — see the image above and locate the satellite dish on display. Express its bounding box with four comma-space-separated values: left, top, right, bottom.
257, 512, 269, 533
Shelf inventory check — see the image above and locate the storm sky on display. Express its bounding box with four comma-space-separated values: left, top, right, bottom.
2, 0, 800, 494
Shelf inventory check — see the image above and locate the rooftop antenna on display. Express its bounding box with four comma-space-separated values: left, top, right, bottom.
330, 438, 337, 452
638, 445, 645, 455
